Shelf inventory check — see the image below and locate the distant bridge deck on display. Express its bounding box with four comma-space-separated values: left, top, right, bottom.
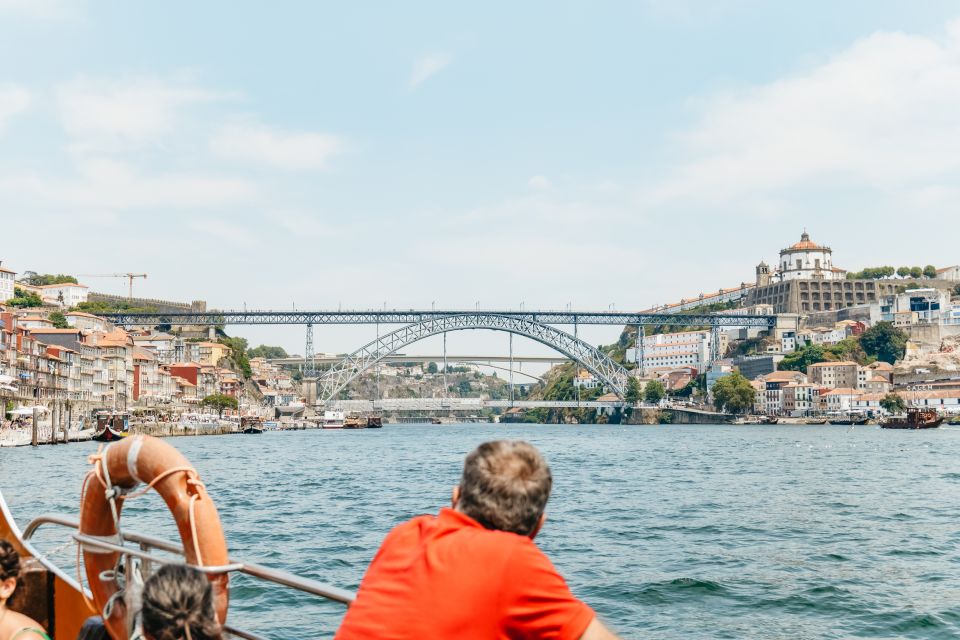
102, 309, 776, 328
323, 399, 639, 411
269, 354, 571, 366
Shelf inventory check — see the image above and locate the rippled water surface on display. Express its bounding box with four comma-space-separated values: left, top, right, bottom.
4, 423, 960, 638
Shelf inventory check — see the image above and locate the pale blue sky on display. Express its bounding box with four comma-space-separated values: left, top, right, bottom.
1, 1, 959, 355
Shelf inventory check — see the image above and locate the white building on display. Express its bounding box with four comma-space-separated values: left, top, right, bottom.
935, 266, 960, 281
35, 283, 89, 308
627, 330, 720, 372
0, 262, 15, 303
573, 369, 600, 389
777, 232, 846, 281
875, 288, 951, 325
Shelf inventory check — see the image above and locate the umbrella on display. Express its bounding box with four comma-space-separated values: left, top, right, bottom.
8, 406, 49, 416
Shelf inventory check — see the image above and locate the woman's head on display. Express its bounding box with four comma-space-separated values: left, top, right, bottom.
141, 564, 222, 640
0, 539, 21, 602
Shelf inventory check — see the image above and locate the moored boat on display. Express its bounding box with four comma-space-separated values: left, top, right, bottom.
804, 417, 828, 425
322, 410, 346, 429
880, 408, 943, 430
366, 415, 383, 428
241, 416, 264, 434
92, 410, 130, 441
827, 412, 869, 426
343, 414, 365, 429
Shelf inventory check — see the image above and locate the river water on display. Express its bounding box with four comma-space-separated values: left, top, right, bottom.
3, 423, 960, 639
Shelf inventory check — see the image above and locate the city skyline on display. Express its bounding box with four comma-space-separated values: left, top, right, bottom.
2, 2, 960, 353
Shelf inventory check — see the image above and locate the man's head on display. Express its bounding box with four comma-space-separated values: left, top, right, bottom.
453, 440, 552, 538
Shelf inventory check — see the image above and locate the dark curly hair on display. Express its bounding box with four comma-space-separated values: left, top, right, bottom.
141, 564, 222, 640
0, 539, 21, 582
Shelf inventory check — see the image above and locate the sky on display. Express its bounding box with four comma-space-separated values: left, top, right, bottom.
1, 1, 960, 358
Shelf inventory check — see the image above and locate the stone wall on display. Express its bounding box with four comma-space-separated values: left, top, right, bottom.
89, 292, 207, 313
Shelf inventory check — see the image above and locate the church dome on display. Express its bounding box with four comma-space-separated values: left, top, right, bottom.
783, 232, 830, 254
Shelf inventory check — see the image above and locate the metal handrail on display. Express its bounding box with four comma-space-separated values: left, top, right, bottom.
23, 513, 357, 606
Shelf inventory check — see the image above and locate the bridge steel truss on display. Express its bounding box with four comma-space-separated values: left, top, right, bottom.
316, 314, 630, 404
102, 310, 776, 328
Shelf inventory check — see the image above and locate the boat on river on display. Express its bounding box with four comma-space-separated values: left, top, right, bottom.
880, 408, 943, 430
322, 410, 346, 429
240, 416, 264, 434
826, 412, 869, 426
0, 435, 354, 639
92, 410, 130, 442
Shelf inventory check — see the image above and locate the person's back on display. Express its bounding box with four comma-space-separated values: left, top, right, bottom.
336, 440, 619, 640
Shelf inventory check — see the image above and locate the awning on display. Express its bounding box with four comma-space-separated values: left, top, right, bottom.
0, 374, 15, 385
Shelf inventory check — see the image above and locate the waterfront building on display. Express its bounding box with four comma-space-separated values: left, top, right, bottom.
65, 311, 111, 333
29, 282, 89, 308
875, 288, 953, 325
0, 262, 15, 303
732, 355, 777, 380
757, 370, 808, 416
806, 361, 861, 390
783, 382, 820, 416
132, 331, 179, 364
820, 388, 863, 412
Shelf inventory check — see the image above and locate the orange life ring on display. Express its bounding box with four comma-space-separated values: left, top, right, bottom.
79, 435, 230, 640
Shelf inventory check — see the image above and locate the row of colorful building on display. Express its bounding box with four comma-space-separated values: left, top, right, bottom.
0, 308, 244, 418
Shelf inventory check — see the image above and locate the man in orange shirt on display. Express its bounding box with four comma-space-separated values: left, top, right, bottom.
336, 440, 620, 640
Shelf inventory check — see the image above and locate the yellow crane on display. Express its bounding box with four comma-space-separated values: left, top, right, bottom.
78, 273, 148, 300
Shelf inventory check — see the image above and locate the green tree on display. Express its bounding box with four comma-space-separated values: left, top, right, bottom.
923, 265, 938, 279
218, 337, 252, 378
247, 345, 289, 359
6, 287, 43, 308
880, 392, 906, 414
897, 266, 911, 278
457, 380, 472, 396
910, 266, 923, 279
644, 380, 666, 404
625, 377, 642, 403
825, 337, 873, 365
49, 311, 69, 328
779, 344, 828, 371
22, 273, 78, 286
860, 321, 908, 364
426, 362, 439, 374
200, 393, 238, 417
712, 372, 755, 414
954, 283, 960, 297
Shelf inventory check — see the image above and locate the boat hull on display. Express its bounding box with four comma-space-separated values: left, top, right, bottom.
880, 418, 943, 429
92, 426, 126, 442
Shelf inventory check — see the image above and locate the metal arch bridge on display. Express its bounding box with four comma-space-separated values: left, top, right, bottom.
315, 314, 630, 403
101, 309, 776, 328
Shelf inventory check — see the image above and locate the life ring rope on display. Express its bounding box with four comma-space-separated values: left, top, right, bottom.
87, 445, 209, 566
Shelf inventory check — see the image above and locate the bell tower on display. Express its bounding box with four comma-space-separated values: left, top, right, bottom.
756, 261, 771, 287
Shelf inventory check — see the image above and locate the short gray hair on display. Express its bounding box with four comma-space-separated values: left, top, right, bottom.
458, 440, 552, 536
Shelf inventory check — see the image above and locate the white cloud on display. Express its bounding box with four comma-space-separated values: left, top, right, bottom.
211, 120, 344, 170
409, 54, 451, 89
652, 20, 960, 206
527, 175, 552, 190
0, 85, 30, 133
57, 75, 224, 150
0, 157, 255, 210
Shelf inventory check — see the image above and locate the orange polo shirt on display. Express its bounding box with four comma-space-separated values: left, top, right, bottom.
335, 508, 595, 640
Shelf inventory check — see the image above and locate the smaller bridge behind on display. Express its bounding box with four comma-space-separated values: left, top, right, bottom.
324, 399, 629, 412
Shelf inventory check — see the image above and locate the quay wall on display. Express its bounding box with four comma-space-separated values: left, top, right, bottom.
664, 408, 733, 424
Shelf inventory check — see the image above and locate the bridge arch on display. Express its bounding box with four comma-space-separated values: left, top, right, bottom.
317, 314, 628, 403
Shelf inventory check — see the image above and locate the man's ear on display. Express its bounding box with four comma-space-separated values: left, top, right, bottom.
451, 485, 461, 508
0, 576, 16, 601
529, 513, 546, 540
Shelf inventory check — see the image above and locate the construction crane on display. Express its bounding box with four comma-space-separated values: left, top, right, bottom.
78, 273, 148, 300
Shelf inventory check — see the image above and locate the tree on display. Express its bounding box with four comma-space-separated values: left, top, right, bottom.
49, 311, 69, 328
6, 287, 43, 308
247, 345, 288, 359
457, 380, 472, 396
923, 265, 938, 279
880, 393, 906, 414
200, 393, 238, 417
712, 372, 755, 414
426, 362, 439, 374
860, 321, 908, 364
910, 266, 923, 279
778, 344, 828, 372
22, 273, 78, 286
954, 283, 960, 298
897, 267, 911, 278
218, 337, 252, 378
644, 380, 666, 404
625, 377, 642, 403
